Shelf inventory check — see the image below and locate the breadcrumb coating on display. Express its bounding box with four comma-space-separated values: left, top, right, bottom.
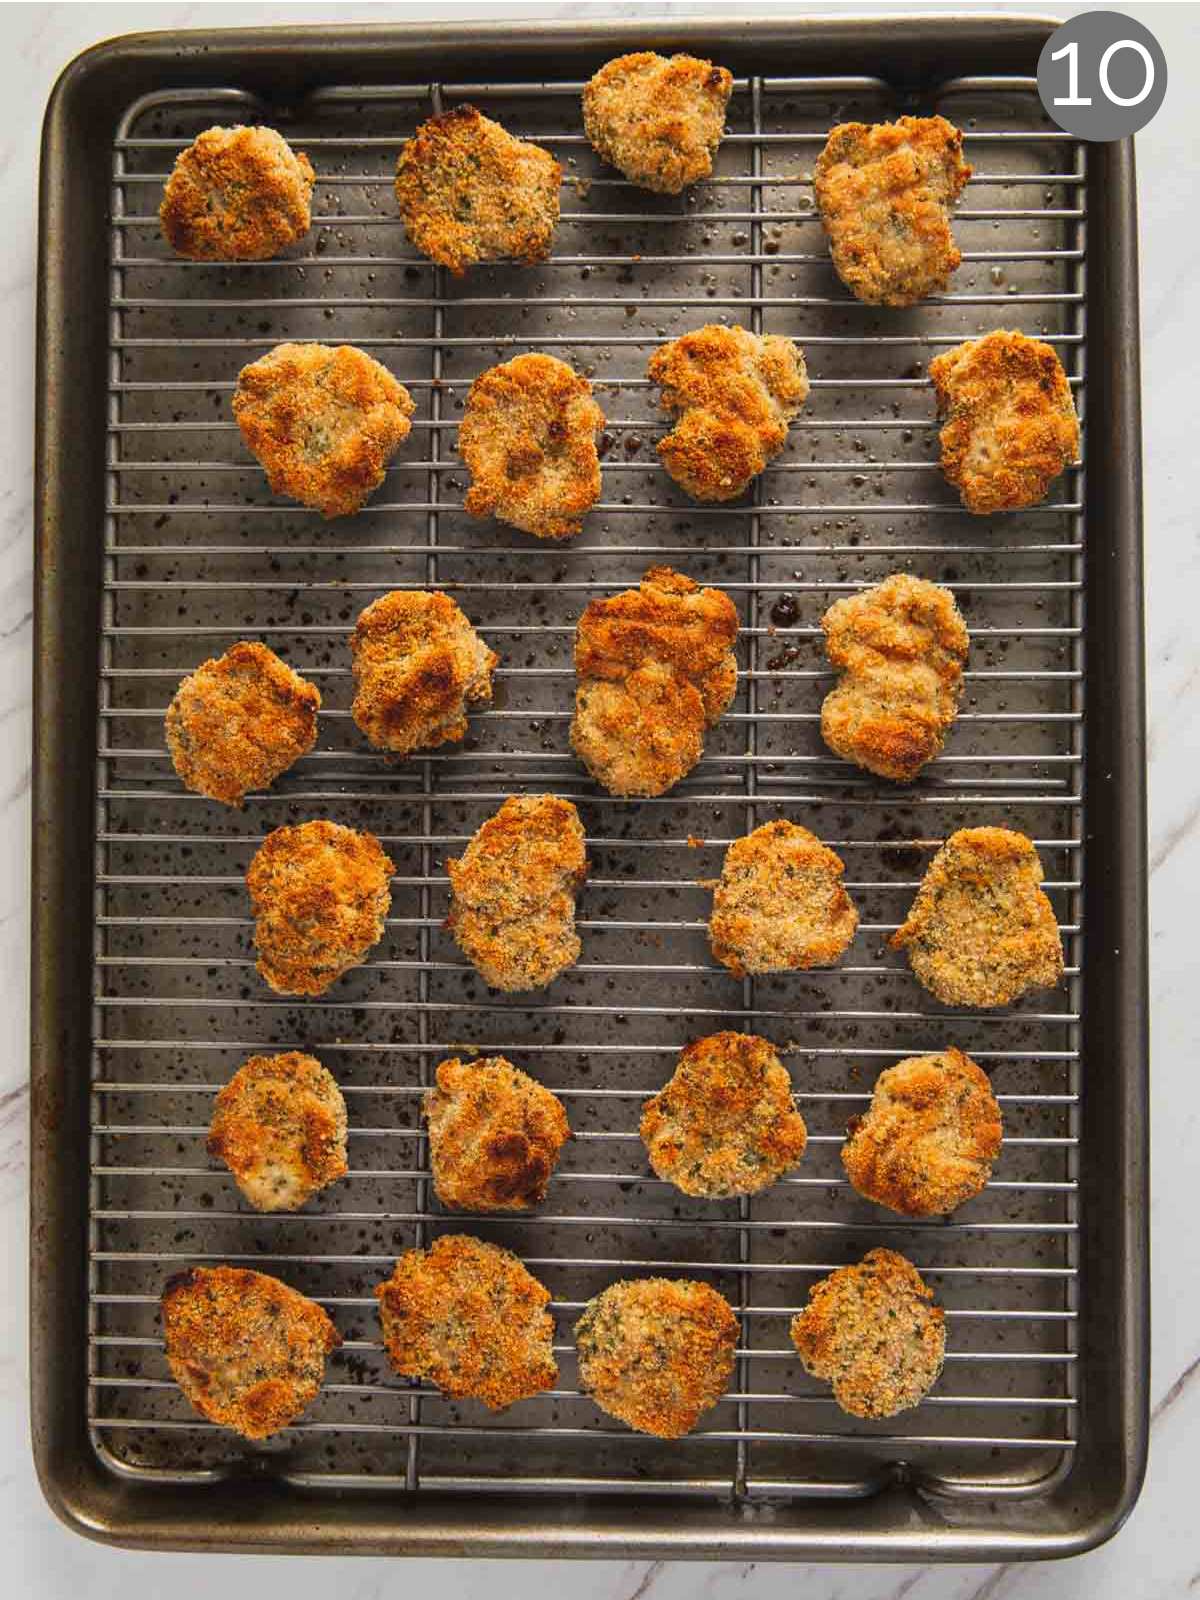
207, 1051, 348, 1213
929, 330, 1080, 514
582, 52, 733, 194
165, 640, 320, 806
890, 826, 1065, 1007
425, 1055, 570, 1211
709, 819, 858, 977
159, 124, 315, 261
232, 342, 415, 519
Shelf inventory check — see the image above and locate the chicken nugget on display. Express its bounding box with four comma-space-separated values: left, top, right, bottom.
394, 104, 560, 275
459, 353, 604, 540
709, 819, 858, 977
790, 1249, 944, 1419
574, 1277, 738, 1438
165, 640, 320, 807
246, 819, 394, 996
159, 124, 315, 261
350, 589, 497, 757
425, 1055, 570, 1211
648, 324, 809, 501
376, 1234, 557, 1409
446, 794, 587, 991
232, 342, 415, 519
207, 1051, 348, 1212
161, 1265, 340, 1439
582, 52, 733, 194
820, 574, 969, 782
571, 566, 739, 797
842, 1047, 1001, 1217
813, 115, 971, 306
929, 329, 1080, 514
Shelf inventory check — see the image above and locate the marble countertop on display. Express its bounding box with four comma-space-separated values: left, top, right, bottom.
5, 1, 1196, 1594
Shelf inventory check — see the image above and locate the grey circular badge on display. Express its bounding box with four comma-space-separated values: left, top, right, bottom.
1037, 11, 1167, 140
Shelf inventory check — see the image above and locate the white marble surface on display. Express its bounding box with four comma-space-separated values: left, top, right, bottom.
4, 0, 1197, 1592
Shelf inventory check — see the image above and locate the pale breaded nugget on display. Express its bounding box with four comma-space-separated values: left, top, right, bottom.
446, 794, 587, 991
842, 1047, 1001, 1217
376, 1234, 557, 1409
161, 1265, 340, 1439
790, 1249, 944, 1419
648, 324, 809, 501
394, 104, 561, 276
159, 125, 315, 261
571, 566, 739, 797
890, 827, 1064, 1007
165, 640, 320, 807
820, 574, 969, 782
814, 116, 971, 306
459, 354, 604, 540
246, 819, 394, 996
574, 1278, 738, 1438
207, 1051, 348, 1213
233, 342, 415, 519
582, 52, 734, 194
929, 330, 1080, 514
641, 1031, 807, 1198
350, 590, 497, 757
425, 1055, 570, 1211
709, 819, 858, 977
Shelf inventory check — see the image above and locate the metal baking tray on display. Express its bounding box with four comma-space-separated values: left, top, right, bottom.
32, 16, 1148, 1559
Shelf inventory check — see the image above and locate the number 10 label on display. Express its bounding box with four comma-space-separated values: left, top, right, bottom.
1037, 12, 1167, 139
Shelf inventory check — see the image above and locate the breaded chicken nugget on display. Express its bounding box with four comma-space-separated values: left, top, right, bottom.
820, 574, 969, 782
571, 566, 739, 797
376, 1234, 557, 1409
582, 52, 734, 194
161, 1265, 340, 1439
246, 819, 394, 996
394, 105, 561, 276
165, 640, 320, 807
159, 125, 315, 261
709, 819, 858, 977
641, 1031, 807, 1198
842, 1047, 1001, 1217
649, 324, 809, 501
350, 590, 497, 757
790, 1249, 944, 1419
446, 794, 587, 991
233, 342, 415, 519
929, 330, 1080, 514
207, 1051, 348, 1212
890, 827, 1064, 1007
574, 1278, 738, 1438
425, 1055, 570, 1211
814, 116, 971, 306
459, 354, 604, 540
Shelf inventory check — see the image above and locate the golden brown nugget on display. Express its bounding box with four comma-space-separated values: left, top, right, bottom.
394, 104, 561, 275
446, 794, 587, 991
574, 1278, 738, 1438
709, 819, 858, 977
813, 116, 971, 306
350, 590, 497, 757
890, 826, 1064, 1007
790, 1249, 945, 1419
929, 330, 1081, 514
641, 1031, 807, 1198
376, 1234, 557, 1409
649, 324, 809, 501
159, 125, 315, 261
246, 820, 394, 996
165, 641, 320, 807
425, 1055, 570, 1211
842, 1048, 1001, 1217
820, 574, 969, 782
582, 52, 734, 194
161, 1265, 340, 1439
233, 342, 415, 519
459, 354, 604, 540
207, 1051, 348, 1213
571, 566, 739, 797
